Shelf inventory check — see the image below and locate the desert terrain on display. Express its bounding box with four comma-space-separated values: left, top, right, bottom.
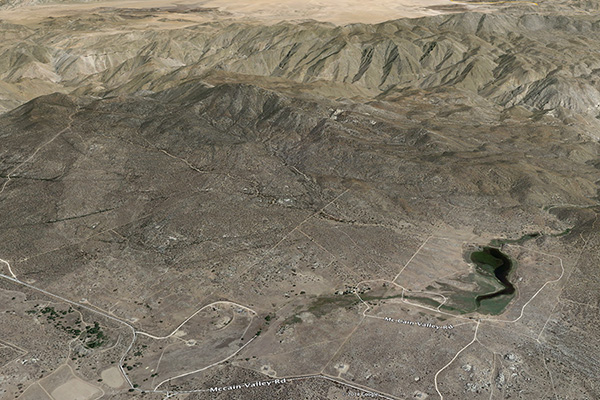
1, 0, 599, 399
0, 0, 465, 25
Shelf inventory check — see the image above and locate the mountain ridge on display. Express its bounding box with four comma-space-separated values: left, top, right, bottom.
2, 8, 600, 129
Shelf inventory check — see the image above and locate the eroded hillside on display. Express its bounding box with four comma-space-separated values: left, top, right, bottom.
1, 1, 599, 400
1, 3, 600, 130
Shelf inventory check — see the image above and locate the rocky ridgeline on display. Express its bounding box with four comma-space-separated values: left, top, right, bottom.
1, 8, 600, 119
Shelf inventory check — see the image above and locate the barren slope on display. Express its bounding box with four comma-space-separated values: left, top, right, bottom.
0, 2, 599, 400
1, 3, 600, 135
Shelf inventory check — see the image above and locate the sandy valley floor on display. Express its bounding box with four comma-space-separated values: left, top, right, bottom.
0, 0, 463, 25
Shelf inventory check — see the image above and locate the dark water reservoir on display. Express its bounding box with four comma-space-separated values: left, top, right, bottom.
470, 247, 515, 305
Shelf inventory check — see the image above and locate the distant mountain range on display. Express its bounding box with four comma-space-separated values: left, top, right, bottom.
1, 5, 600, 138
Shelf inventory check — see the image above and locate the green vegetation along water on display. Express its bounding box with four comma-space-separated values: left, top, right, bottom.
419, 246, 517, 315
282, 246, 517, 323
470, 247, 516, 312
435, 246, 516, 315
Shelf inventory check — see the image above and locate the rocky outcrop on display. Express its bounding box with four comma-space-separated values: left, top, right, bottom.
2, 9, 600, 117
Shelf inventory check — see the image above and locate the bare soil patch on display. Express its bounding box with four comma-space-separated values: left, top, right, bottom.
100, 367, 124, 389
17, 383, 53, 400
50, 378, 101, 400
0, 0, 456, 25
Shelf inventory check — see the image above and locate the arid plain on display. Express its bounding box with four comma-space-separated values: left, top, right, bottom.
1, 0, 599, 399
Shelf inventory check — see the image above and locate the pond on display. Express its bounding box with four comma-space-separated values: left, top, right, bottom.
470, 247, 515, 306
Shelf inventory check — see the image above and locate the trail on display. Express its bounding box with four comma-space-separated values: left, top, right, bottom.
393, 235, 431, 282
0, 271, 260, 397
0, 109, 78, 281
159, 372, 400, 399
1, 109, 78, 196
0, 272, 137, 389
136, 301, 257, 340
0, 258, 16, 279
153, 335, 257, 390
481, 248, 565, 325
434, 320, 480, 400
